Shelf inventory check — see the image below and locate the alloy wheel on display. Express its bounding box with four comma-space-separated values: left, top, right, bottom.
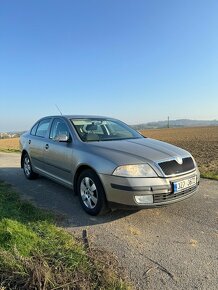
80, 177, 98, 209
24, 155, 31, 177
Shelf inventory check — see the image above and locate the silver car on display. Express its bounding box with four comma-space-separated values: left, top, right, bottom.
20, 115, 200, 215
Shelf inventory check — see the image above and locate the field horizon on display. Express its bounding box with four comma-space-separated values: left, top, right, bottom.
0, 126, 217, 180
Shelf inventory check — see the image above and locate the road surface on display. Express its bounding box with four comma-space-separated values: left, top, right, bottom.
0, 152, 217, 290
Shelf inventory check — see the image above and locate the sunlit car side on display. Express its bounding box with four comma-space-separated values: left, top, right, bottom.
20, 115, 200, 215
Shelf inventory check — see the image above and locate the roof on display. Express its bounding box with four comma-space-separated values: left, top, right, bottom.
46, 115, 113, 120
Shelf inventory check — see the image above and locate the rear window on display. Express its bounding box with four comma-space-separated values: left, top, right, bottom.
35, 119, 51, 138
30, 122, 38, 136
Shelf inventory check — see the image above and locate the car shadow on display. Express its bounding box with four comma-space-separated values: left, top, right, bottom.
0, 167, 139, 227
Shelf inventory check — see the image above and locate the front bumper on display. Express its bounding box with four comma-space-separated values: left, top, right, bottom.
99, 169, 200, 208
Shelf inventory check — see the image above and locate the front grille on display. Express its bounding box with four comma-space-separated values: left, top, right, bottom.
158, 157, 194, 176
153, 185, 197, 203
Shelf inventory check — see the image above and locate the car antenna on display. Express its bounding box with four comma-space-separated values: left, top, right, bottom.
55, 104, 63, 115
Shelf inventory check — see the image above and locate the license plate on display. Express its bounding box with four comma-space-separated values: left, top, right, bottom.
173, 176, 197, 193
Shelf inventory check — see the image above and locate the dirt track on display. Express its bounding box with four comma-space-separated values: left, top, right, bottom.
0, 152, 218, 290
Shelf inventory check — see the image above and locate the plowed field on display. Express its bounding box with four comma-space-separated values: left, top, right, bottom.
140, 126, 218, 179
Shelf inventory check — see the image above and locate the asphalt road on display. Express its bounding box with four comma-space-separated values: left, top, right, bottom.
0, 152, 217, 290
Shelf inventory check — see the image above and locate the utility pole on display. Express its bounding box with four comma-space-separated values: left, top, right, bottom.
167, 116, 170, 128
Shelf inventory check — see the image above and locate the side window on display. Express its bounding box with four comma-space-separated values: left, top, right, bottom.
50, 119, 70, 140
35, 119, 51, 138
30, 122, 38, 136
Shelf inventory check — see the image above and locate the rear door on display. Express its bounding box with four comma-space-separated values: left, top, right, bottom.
43, 118, 74, 186
28, 118, 52, 172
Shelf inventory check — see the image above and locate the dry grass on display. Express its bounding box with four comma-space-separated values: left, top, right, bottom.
140, 126, 218, 180
0, 138, 20, 152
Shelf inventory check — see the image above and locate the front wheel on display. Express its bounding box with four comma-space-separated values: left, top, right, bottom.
77, 169, 109, 215
23, 153, 38, 180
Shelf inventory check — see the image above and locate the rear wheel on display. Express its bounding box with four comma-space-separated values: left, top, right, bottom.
23, 153, 38, 180
77, 169, 109, 215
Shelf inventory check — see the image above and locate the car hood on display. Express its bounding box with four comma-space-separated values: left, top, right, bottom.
88, 137, 191, 165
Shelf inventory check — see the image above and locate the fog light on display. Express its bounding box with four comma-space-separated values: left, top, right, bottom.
135, 195, 153, 204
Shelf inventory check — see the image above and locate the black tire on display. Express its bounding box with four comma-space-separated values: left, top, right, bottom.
23, 153, 38, 180
77, 169, 109, 215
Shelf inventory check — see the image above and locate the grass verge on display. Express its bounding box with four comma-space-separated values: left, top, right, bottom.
0, 182, 130, 290
0, 138, 20, 153
0, 148, 20, 153
200, 172, 218, 181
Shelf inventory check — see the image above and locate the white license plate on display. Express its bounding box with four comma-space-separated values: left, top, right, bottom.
173, 176, 197, 193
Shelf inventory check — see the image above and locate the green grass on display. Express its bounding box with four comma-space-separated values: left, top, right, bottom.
0, 182, 130, 290
0, 148, 20, 153
200, 172, 218, 181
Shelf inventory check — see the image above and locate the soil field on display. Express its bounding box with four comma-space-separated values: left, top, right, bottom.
0, 138, 20, 152
140, 126, 218, 179
0, 126, 217, 179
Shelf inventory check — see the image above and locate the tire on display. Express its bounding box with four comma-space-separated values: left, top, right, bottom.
23, 153, 38, 180
77, 169, 109, 215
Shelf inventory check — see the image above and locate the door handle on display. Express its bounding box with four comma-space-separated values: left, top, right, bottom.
28, 139, 31, 144
45, 144, 49, 150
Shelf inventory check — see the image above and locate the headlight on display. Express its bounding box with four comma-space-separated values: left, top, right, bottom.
112, 164, 157, 177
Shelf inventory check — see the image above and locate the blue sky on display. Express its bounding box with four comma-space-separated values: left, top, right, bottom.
0, 0, 218, 131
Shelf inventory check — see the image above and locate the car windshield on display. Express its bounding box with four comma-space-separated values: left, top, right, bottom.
71, 118, 143, 142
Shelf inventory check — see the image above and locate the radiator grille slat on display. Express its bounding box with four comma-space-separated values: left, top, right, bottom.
153, 185, 197, 203
158, 157, 194, 176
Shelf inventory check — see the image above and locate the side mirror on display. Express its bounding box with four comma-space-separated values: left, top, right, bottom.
54, 134, 71, 143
